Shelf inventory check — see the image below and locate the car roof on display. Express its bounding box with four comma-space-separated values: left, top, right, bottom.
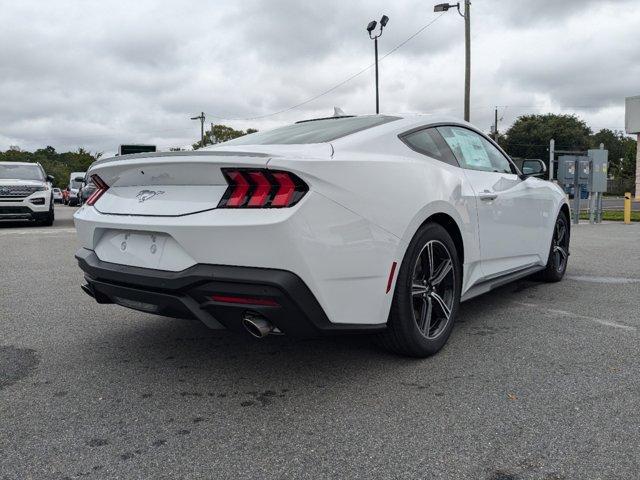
321, 113, 475, 146
292, 113, 468, 131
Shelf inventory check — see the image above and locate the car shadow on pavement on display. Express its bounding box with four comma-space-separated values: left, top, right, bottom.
0, 220, 46, 228
0, 207, 76, 228
41, 277, 549, 441
80, 277, 545, 380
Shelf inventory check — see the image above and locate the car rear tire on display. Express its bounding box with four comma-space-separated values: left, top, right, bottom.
378, 223, 461, 358
536, 211, 569, 283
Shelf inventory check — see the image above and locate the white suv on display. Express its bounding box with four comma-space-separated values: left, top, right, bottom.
0, 162, 55, 226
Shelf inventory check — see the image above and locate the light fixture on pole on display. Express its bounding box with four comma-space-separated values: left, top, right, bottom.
366, 14, 389, 114
434, 1, 471, 122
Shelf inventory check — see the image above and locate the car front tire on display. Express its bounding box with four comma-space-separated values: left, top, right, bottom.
378, 223, 461, 358
536, 211, 570, 283
40, 199, 54, 226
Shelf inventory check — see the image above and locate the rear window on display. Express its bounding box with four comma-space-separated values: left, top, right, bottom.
220, 115, 400, 146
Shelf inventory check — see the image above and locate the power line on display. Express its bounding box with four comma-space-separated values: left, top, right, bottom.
205, 13, 446, 122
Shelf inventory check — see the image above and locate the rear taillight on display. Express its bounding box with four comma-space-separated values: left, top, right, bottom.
218, 169, 308, 208
86, 174, 109, 206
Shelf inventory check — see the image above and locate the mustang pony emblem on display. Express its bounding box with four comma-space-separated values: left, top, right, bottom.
136, 189, 165, 203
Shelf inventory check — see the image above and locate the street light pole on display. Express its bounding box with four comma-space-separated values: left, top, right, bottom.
434, 1, 471, 121
374, 36, 379, 114
366, 15, 389, 115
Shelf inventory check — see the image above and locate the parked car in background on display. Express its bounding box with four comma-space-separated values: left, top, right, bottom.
52, 188, 63, 203
0, 161, 55, 225
67, 171, 85, 206
77, 176, 97, 206
74, 114, 570, 357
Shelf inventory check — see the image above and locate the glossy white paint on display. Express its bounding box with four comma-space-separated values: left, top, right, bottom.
461, 169, 561, 278
74, 114, 568, 326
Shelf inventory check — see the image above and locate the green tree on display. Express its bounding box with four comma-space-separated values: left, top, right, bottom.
588, 129, 637, 178
620, 136, 638, 179
193, 124, 258, 149
498, 114, 592, 161
0, 147, 101, 188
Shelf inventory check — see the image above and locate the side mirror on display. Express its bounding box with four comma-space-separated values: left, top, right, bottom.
520, 159, 547, 179
46, 175, 55, 182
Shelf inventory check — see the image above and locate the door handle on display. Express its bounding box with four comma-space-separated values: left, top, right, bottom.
478, 191, 498, 201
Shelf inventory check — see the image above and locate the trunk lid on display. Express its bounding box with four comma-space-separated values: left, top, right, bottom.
88, 144, 331, 216
90, 150, 268, 216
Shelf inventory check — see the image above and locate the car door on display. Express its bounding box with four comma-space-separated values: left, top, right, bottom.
437, 125, 551, 279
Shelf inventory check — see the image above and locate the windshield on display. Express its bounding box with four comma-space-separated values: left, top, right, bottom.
0, 163, 44, 181
220, 115, 400, 146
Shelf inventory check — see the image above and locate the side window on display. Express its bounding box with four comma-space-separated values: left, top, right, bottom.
401, 128, 459, 167
438, 126, 513, 174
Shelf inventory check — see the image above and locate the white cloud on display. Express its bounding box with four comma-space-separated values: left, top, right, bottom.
0, 0, 638, 153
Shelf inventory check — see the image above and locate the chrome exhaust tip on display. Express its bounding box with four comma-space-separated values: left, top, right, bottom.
242, 313, 274, 339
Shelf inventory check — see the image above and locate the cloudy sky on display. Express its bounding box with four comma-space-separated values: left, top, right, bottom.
1, 0, 638, 155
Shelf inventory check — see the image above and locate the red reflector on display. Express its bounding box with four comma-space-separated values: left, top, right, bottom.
386, 261, 397, 293
86, 174, 109, 206
271, 172, 295, 207
247, 171, 271, 207
226, 171, 250, 207
211, 294, 279, 307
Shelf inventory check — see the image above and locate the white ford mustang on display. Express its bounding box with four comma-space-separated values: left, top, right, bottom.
74, 114, 570, 357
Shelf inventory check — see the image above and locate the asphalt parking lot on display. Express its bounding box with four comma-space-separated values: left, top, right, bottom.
1, 206, 639, 479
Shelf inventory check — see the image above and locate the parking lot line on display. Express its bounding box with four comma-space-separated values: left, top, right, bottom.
566, 275, 640, 284
0, 227, 76, 236
513, 300, 637, 332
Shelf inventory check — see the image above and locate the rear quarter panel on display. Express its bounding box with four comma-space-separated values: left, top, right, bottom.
267, 136, 482, 301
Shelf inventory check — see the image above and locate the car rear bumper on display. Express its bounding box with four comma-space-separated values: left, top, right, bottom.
76, 248, 386, 337
74, 192, 400, 326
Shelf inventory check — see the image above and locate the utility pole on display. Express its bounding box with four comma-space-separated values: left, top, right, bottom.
434, 1, 471, 121
549, 139, 555, 181
464, 0, 471, 122
190, 112, 205, 147
492, 106, 498, 140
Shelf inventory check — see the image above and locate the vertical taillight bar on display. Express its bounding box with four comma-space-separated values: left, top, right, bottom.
86, 174, 109, 206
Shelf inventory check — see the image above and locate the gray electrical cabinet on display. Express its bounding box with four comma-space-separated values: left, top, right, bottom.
558, 156, 577, 184
587, 149, 608, 192
558, 156, 590, 185
558, 151, 608, 224
578, 159, 590, 183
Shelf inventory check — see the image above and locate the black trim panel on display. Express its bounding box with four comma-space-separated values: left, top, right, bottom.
76, 248, 386, 337
460, 264, 544, 302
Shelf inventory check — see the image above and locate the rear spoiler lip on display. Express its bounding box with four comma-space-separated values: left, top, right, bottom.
90, 150, 270, 170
